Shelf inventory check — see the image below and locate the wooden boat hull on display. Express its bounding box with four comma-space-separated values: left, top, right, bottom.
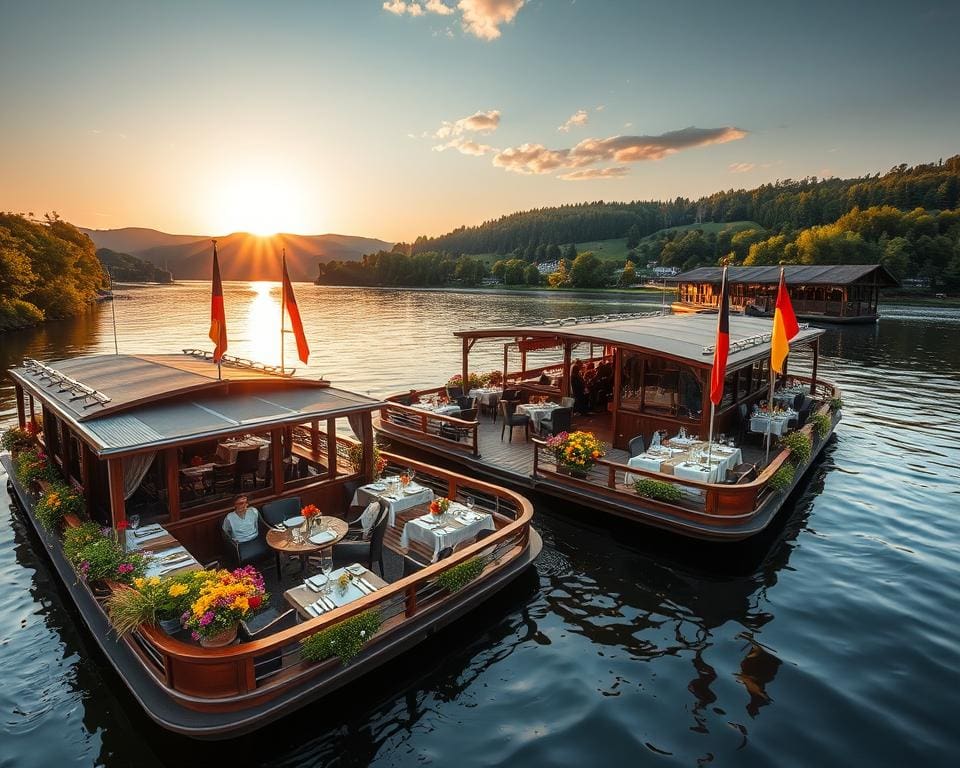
2, 455, 541, 739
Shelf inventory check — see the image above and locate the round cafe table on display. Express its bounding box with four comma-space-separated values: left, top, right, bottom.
266, 517, 348, 573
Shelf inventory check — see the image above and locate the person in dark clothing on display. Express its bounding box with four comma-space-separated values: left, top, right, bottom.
571, 360, 589, 415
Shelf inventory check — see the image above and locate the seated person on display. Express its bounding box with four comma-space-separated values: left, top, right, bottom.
538, 372, 551, 385
222, 495, 261, 543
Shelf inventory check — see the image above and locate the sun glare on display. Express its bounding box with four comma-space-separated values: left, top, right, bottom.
211, 171, 308, 236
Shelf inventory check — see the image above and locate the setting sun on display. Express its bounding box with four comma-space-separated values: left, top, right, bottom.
209, 170, 309, 236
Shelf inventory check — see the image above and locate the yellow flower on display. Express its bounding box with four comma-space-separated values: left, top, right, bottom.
168, 583, 188, 597
134, 577, 145, 589
149, 576, 161, 586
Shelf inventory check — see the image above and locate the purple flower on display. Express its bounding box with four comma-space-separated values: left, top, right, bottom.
191, 631, 200, 641
199, 611, 215, 627
79, 561, 90, 576
117, 563, 134, 575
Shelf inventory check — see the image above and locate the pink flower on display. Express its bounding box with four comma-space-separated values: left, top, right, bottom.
117, 563, 134, 575
79, 561, 90, 575
199, 611, 215, 627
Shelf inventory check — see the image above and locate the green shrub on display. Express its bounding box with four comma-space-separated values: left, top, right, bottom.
0, 298, 44, 332
633, 478, 684, 504
300, 610, 383, 665
436, 557, 485, 593
811, 412, 832, 440
73, 534, 148, 585
33, 482, 85, 530
1, 426, 33, 452
828, 397, 843, 414
768, 463, 795, 493
14, 448, 57, 486
64, 522, 105, 565
779, 431, 812, 466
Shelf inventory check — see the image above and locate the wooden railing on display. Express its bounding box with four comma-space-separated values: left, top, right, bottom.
123, 452, 533, 710
532, 375, 839, 525
381, 389, 480, 456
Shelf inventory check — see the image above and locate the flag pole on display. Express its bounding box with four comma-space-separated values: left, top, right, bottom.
707, 262, 728, 471
213, 239, 221, 381
280, 248, 286, 376
764, 265, 784, 463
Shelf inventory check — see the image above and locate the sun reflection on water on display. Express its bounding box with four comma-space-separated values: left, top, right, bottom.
245, 281, 282, 366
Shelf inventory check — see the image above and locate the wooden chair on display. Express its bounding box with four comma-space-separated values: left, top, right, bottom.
211, 462, 236, 495
499, 400, 529, 442
628, 435, 646, 457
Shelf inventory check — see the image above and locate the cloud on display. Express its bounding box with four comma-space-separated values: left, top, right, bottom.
434, 136, 496, 156
558, 109, 589, 132
729, 162, 756, 173
458, 0, 525, 40
425, 0, 455, 14
433, 109, 501, 139
492, 125, 748, 176
558, 167, 629, 181
384, 0, 523, 40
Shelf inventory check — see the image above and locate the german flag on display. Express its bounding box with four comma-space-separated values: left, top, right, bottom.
771, 267, 799, 373
709, 266, 730, 406
282, 253, 310, 365
208, 240, 227, 362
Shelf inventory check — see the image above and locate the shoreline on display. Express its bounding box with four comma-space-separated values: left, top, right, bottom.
311, 283, 677, 300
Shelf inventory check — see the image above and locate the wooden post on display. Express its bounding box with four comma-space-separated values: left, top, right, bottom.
310, 419, 319, 458
810, 338, 819, 397
107, 457, 126, 528
611, 346, 622, 444
271, 428, 283, 496
164, 447, 181, 521
326, 417, 338, 479
561, 341, 572, 398
80, 443, 94, 513
520, 347, 527, 380
502, 343, 509, 387
360, 413, 374, 480
59, 419, 70, 473
15, 385, 25, 429
461, 337, 470, 392
28, 395, 35, 427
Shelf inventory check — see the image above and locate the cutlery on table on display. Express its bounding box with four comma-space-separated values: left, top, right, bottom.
358, 577, 377, 593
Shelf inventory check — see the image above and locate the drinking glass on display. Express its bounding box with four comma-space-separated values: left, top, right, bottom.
465, 495, 475, 513
408, 468, 416, 484
321, 553, 334, 595
128, 514, 141, 531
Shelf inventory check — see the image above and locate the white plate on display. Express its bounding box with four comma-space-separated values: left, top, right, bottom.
346, 563, 366, 575
403, 487, 421, 495
309, 530, 336, 545
369, 483, 387, 491
283, 516, 305, 528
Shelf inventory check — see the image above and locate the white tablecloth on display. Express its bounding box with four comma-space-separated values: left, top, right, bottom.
750, 412, 795, 437
468, 387, 502, 405
673, 461, 722, 483
217, 437, 271, 464
624, 445, 740, 484
125, 525, 168, 549
517, 402, 560, 432
412, 402, 461, 416
354, 481, 434, 526
400, 505, 495, 561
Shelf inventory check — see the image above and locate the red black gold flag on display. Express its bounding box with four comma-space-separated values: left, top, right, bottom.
709, 266, 730, 406
208, 241, 227, 362
282, 255, 310, 365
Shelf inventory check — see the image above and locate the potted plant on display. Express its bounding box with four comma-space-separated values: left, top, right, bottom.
1, 426, 34, 457
69, 527, 148, 589
107, 572, 199, 636
545, 431, 605, 478
347, 439, 387, 477
183, 565, 268, 647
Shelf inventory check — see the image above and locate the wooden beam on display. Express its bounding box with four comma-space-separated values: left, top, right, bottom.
165, 447, 181, 522
461, 337, 470, 391
810, 338, 819, 397
611, 346, 622, 443
271, 428, 283, 496
80, 443, 94, 513
561, 341, 572, 398
326, 418, 337, 479
28, 394, 35, 427
107, 457, 126, 528
15, 385, 25, 429
310, 419, 319, 457
360, 413, 374, 481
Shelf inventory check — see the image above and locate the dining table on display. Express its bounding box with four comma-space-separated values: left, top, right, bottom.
400, 503, 495, 561
750, 410, 797, 437
266, 517, 348, 572
624, 442, 743, 485
517, 401, 561, 434
284, 564, 388, 621
411, 400, 462, 416
353, 478, 434, 526
216, 435, 271, 464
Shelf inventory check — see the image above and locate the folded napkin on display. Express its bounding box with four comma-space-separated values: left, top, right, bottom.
309, 530, 336, 544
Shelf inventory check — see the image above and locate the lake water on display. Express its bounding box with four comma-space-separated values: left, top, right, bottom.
1, 283, 958, 767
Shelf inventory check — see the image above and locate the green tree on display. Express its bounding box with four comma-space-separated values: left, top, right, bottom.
625, 224, 641, 249
491, 259, 507, 282
503, 259, 526, 285
548, 258, 571, 287
524, 263, 541, 286
619, 260, 637, 287
569, 251, 605, 288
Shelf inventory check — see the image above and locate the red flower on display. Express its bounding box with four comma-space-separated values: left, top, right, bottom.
249, 595, 262, 609
116, 520, 129, 531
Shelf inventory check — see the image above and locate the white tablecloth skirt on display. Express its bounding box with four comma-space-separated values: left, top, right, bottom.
750, 415, 791, 437
468, 388, 503, 405
217, 439, 271, 464
354, 484, 435, 526
400, 507, 496, 561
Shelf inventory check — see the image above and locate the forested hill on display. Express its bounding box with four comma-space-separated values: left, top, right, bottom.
411, 156, 960, 255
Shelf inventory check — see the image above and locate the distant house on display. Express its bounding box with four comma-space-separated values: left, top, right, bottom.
667, 264, 899, 324
652, 266, 680, 277
537, 261, 559, 275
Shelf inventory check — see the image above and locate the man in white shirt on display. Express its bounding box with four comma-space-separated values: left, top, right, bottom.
222, 495, 261, 543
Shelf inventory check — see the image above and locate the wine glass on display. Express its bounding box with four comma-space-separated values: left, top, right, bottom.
128, 514, 141, 531
408, 468, 416, 485
321, 552, 334, 595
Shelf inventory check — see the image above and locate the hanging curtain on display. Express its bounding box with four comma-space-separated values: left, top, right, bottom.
122, 452, 156, 499
347, 414, 369, 446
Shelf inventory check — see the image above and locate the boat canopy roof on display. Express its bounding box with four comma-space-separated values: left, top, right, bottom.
9, 353, 383, 456
455, 312, 824, 369
667, 264, 899, 287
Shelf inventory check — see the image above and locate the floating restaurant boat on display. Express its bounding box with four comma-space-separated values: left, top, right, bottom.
1, 351, 539, 738
668, 264, 899, 324
376, 311, 841, 541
